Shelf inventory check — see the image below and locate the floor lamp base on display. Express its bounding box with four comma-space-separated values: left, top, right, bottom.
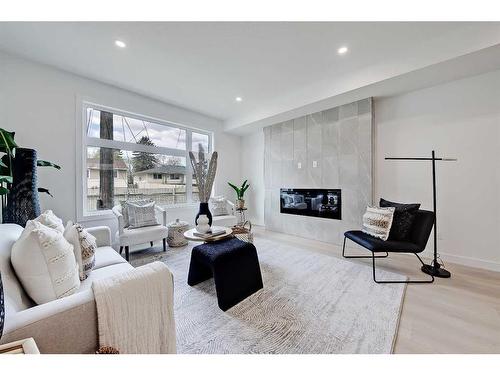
421, 264, 451, 278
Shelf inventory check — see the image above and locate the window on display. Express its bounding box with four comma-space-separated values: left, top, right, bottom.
82, 104, 212, 215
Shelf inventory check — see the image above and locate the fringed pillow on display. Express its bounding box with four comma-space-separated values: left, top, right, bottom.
362, 206, 395, 241
64, 222, 97, 281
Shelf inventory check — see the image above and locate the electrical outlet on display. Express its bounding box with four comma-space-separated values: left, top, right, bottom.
312, 160, 318, 168
297, 162, 302, 169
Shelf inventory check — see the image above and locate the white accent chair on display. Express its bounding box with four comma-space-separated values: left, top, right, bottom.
211, 199, 238, 227
112, 204, 169, 261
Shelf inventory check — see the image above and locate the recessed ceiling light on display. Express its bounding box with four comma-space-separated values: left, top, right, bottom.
337, 46, 348, 55
115, 40, 126, 48
235, 97, 243, 102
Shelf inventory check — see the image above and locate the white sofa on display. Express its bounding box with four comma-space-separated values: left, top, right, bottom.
0, 223, 173, 353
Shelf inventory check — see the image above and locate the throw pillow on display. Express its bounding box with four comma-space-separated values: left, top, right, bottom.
120, 199, 152, 227
127, 201, 159, 229
11, 220, 80, 305
209, 196, 229, 216
34, 210, 65, 233
0, 271, 4, 340
64, 222, 97, 281
361, 206, 395, 241
379, 198, 421, 241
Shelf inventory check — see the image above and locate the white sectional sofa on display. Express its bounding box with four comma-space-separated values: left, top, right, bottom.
0, 223, 162, 353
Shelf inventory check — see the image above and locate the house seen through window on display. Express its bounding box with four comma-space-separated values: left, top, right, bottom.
84, 105, 212, 214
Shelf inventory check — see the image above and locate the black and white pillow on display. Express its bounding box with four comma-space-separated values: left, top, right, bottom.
379, 198, 421, 241
362, 206, 395, 241
64, 222, 97, 281
0, 271, 4, 340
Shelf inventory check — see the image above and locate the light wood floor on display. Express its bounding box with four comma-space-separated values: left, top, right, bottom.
253, 226, 500, 353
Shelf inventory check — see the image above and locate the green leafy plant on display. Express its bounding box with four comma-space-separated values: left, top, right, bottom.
0, 128, 61, 198
228, 180, 250, 200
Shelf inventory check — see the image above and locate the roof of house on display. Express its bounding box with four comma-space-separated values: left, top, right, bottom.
134, 165, 187, 175
87, 158, 128, 170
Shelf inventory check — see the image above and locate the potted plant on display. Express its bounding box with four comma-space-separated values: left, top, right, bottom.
228, 180, 249, 210
0, 128, 60, 226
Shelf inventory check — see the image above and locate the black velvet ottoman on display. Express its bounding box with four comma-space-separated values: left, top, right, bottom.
187, 237, 263, 311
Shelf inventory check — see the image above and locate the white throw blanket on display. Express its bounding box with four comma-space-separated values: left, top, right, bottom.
92, 261, 176, 354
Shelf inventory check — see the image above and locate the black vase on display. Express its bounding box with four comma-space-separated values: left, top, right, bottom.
195, 202, 212, 226
3, 148, 41, 227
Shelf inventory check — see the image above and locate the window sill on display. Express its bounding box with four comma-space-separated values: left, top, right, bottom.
79, 202, 201, 222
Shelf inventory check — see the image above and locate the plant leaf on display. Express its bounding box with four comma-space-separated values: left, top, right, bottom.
0, 128, 17, 154
228, 182, 240, 193
37, 160, 61, 169
0, 175, 13, 184
38, 187, 54, 197
0, 159, 6, 168
0, 186, 8, 195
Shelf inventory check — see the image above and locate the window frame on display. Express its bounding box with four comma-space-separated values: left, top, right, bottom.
79, 101, 213, 220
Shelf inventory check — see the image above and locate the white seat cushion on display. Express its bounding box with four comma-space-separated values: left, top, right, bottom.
118, 225, 169, 246
93, 246, 126, 269
78, 263, 133, 292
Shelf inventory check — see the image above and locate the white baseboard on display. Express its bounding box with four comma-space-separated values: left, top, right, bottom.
422, 250, 500, 273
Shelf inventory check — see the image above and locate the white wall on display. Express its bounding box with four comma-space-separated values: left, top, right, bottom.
375, 69, 500, 271
240, 131, 265, 225
242, 69, 500, 271
0, 51, 241, 236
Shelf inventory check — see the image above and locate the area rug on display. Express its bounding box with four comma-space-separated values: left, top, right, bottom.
130, 236, 406, 354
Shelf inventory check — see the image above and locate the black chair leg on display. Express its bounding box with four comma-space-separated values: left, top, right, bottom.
163, 238, 167, 252
150, 241, 154, 247
119, 246, 123, 255
342, 237, 388, 259
125, 246, 130, 261
372, 252, 434, 284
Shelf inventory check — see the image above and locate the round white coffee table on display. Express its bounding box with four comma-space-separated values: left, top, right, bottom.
183, 226, 233, 242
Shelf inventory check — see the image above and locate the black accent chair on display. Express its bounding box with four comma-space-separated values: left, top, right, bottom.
342, 209, 435, 284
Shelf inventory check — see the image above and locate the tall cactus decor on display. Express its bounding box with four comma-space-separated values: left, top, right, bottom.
189, 144, 218, 226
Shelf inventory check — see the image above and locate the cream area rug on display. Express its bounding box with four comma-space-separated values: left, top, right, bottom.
131, 235, 406, 354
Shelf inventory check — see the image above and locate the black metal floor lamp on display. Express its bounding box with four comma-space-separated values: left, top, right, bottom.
385, 150, 456, 278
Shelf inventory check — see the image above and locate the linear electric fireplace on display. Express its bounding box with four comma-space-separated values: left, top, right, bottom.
280, 188, 341, 220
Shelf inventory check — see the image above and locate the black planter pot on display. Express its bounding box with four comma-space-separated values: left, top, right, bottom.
195, 202, 212, 226
2, 148, 41, 227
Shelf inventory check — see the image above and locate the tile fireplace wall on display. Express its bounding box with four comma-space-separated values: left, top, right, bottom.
263, 98, 373, 245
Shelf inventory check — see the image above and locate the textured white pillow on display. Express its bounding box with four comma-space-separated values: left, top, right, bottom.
127, 201, 159, 229
64, 221, 97, 281
34, 210, 64, 233
120, 199, 153, 227
11, 220, 80, 304
209, 196, 229, 216
361, 206, 395, 241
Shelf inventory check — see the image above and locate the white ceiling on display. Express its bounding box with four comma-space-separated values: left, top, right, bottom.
1, 22, 500, 132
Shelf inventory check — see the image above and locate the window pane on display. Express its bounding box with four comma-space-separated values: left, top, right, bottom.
86, 146, 187, 213
192, 132, 209, 152
86, 107, 186, 150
